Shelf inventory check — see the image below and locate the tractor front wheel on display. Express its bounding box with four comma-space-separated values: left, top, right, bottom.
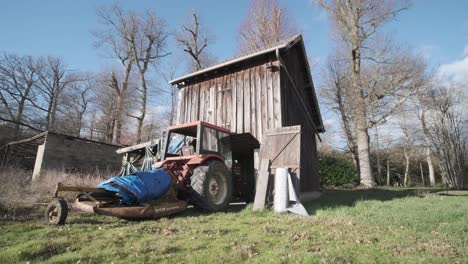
190, 160, 232, 212
45, 198, 68, 225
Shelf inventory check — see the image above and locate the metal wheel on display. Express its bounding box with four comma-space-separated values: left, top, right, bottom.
190, 160, 232, 211
45, 198, 68, 225
208, 171, 228, 205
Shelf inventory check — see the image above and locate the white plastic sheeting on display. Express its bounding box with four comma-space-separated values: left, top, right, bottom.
274, 167, 309, 216
274, 167, 289, 213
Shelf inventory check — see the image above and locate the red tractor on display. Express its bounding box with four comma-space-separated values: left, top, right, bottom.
46, 121, 257, 224
158, 121, 235, 211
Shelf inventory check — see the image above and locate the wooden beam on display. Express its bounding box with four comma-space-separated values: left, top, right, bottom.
253, 159, 271, 210
116, 141, 156, 154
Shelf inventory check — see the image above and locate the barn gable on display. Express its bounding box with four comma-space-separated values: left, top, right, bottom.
170, 34, 324, 140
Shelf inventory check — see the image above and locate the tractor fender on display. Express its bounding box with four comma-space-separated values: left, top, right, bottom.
187, 154, 224, 165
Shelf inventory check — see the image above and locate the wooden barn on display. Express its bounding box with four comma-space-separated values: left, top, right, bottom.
169, 34, 324, 194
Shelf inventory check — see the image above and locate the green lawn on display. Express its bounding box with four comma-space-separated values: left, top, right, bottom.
1, 188, 467, 263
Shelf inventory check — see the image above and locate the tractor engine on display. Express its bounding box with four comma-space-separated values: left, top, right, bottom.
163, 160, 192, 197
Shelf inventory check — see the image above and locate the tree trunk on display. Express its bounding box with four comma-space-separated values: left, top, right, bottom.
169, 89, 177, 126
351, 146, 361, 182
420, 162, 425, 186
45, 97, 54, 131
404, 146, 410, 187
75, 112, 83, 137
112, 61, 132, 145
375, 125, 382, 185
14, 97, 28, 139
48, 94, 59, 131
112, 93, 123, 145
356, 113, 375, 187
386, 159, 390, 186
135, 72, 148, 144
421, 110, 435, 186
90, 112, 95, 140
351, 38, 375, 187
335, 74, 360, 180
104, 99, 113, 143
426, 149, 435, 186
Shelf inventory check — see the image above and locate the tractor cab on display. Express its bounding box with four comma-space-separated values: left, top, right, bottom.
160, 121, 232, 168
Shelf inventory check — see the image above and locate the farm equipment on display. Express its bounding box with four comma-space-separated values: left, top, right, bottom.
46, 121, 258, 225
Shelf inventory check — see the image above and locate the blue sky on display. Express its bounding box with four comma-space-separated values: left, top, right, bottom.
1, 0, 466, 74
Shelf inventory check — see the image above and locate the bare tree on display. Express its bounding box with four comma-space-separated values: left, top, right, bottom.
158, 62, 180, 127
373, 125, 382, 184
58, 74, 95, 136
176, 12, 215, 71
32, 56, 80, 131
238, 0, 297, 54
0, 54, 40, 138
315, 0, 411, 187
321, 56, 360, 177
399, 115, 415, 186
94, 4, 135, 144
95, 4, 169, 144
365, 47, 428, 127
413, 85, 437, 186
127, 9, 169, 143
93, 69, 137, 144
366, 48, 428, 186
429, 83, 466, 189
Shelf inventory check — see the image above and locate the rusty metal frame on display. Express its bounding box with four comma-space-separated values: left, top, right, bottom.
53, 182, 108, 198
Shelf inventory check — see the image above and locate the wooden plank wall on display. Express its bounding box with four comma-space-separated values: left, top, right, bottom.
177, 61, 282, 144
280, 46, 320, 192
176, 47, 320, 192
260, 126, 302, 192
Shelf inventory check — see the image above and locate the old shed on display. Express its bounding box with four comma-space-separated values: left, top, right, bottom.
170, 34, 324, 193
0, 131, 122, 181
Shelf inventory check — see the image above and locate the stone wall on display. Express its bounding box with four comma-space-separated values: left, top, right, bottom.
38, 132, 121, 175
0, 125, 15, 147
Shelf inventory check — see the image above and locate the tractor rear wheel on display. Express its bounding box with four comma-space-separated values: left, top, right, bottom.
45, 198, 68, 225
190, 160, 232, 212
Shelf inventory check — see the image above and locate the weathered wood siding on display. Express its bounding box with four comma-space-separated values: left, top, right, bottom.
279, 46, 320, 192
176, 45, 321, 192
260, 126, 302, 192
177, 60, 282, 144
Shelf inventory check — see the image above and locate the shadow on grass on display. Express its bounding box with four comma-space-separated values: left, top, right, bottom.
67, 203, 248, 224
175, 203, 247, 218
436, 191, 468, 196
304, 187, 446, 214
0, 207, 44, 223
68, 217, 109, 225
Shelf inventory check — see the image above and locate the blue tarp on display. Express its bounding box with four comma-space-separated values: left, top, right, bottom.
98, 169, 172, 205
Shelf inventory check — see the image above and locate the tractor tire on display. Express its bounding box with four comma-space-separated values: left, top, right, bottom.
190, 160, 233, 212
45, 198, 68, 225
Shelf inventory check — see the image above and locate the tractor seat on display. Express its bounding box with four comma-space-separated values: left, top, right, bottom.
181, 145, 194, 156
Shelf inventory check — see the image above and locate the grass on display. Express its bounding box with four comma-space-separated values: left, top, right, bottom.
0, 167, 111, 219
0, 187, 467, 263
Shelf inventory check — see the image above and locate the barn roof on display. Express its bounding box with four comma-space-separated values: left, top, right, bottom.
169, 34, 324, 133
169, 34, 302, 85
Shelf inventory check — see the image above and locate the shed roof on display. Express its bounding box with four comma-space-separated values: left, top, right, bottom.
169, 34, 302, 85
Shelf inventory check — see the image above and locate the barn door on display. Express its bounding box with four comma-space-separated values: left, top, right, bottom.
259, 125, 301, 192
